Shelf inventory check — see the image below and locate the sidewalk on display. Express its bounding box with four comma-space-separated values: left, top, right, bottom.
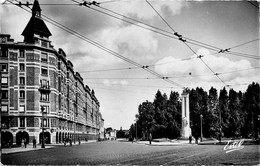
2, 140, 97, 155
135, 139, 194, 146
1, 144, 54, 155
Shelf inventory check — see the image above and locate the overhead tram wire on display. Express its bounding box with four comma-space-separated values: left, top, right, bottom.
8, 0, 184, 89
84, 81, 178, 89
82, 66, 260, 79
96, 3, 222, 51
84, 0, 259, 60
145, 0, 227, 87
8, 1, 258, 59
99, 0, 129, 4
78, 66, 140, 73
12, 1, 257, 58
247, 1, 259, 9
71, 0, 222, 53
229, 38, 260, 50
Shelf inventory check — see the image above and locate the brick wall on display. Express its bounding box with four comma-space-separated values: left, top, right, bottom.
26, 91, 35, 111
14, 90, 18, 110
26, 67, 35, 85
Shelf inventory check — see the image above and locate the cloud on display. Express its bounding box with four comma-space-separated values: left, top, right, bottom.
96, 25, 158, 62
154, 48, 258, 87
105, 0, 187, 20
66, 24, 159, 72
103, 79, 129, 86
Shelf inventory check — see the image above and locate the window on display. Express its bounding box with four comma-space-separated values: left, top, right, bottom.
41, 118, 49, 128
19, 77, 25, 85
19, 105, 25, 112
20, 90, 25, 98
1, 105, 8, 112
40, 79, 49, 88
19, 50, 24, 58
34, 38, 39, 44
2, 90, 8, 99
41, 41, 48, 48
20, 117, 25, 127
41, 53, 48, 62
1, 77, 8, 84
1, 64, 8, 72
40, 105, 49, 114
0, 48, 7, 57
41, 68, 48, 75
19, 63, 25, 71
40, 93, 49, 101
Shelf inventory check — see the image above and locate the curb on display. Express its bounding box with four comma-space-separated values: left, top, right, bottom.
144, 143, 196, 146
2, 146, 54, 155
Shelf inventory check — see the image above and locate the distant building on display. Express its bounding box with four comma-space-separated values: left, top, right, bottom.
105, 128, 117, 140
116, 127, 129, 138
0, 0, 104, 146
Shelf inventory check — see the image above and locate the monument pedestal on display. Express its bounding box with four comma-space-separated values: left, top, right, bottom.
180, 126, 191, 139
180, 89, 192, 139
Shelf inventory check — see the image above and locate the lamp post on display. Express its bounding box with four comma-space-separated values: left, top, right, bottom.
41, 105, 45, 148
219, 109, 222, 143
136, 120, 138, 141
200, 114, 203, 142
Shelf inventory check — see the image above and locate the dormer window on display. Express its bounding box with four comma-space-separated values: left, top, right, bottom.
36, 11, 41, 17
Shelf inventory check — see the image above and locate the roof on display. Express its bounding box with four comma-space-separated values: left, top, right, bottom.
21, 0, 51, 38
21, 17, 52, 37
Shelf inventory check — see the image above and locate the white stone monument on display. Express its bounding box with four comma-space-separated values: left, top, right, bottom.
181, 89, 191, 138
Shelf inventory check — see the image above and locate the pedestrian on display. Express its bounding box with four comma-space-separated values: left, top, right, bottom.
33, 138, 37, 148
195, 136, 198, 144
64, 138, 66, 147
70, 139, 72, 146
24, 138, 27, 148
21, 139, 24, 148
189, 135, 192, 144
9, 140, 12, 148
149, 133, 152, 145
78, 138, 81, 145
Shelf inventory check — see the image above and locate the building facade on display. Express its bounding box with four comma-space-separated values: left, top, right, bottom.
0, 0, 104, 146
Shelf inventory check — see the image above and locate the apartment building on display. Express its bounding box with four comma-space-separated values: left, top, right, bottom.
0, 0, 104, 146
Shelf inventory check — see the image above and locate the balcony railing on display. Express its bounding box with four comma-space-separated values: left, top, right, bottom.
39, 85, 51, 92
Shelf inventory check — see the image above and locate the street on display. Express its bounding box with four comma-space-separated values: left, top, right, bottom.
1, 141, 259, 165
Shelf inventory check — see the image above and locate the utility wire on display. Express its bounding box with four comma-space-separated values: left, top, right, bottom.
99, 0, 129, 4
229, 38, 260, 50
145, 0, 176, 33
71, 0, 222, 53
97, 4, 223, 52
8, 0, 184, 89
85, 81, 177, 89
78, 66, 139, 73
247, 1, 259, 9
8, 1, 258, 59
82, 66, 260, 79
95, 1, 259, 59
145, 0, 227, 86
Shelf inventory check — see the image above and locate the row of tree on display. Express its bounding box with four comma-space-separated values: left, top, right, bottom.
129, 82, 260, 140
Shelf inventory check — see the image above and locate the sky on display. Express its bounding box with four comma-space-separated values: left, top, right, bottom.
1, 0, 259, 130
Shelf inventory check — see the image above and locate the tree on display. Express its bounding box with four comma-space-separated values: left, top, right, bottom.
138, 101, 155, 140
153, 90, 168, 138
129, 124, 135, 139
228, 88, 242, 138
207, 87, 219, 138
165, 91, 181, 139
219, 87, 229, 138
190, 87, 208, 138
241, 82, 260, 139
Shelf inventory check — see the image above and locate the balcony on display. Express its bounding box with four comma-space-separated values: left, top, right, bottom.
19, 84, 25, 89
19, 98, 25, 103
39, 85, 51, 93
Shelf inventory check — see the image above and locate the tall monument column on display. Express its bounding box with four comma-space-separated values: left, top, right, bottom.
181, 89, 191, 138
